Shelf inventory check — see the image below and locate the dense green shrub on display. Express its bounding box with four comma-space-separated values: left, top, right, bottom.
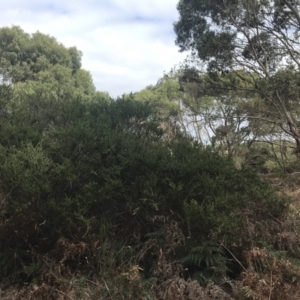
0, 92, 287, 284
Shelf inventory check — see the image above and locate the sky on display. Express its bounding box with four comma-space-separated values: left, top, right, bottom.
0, 0, 186, 97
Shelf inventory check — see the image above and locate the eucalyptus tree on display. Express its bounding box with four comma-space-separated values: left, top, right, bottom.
174, 0, 300, 157
178, 69, 257, 155
132, 73, 189, 141
133, 69, 255, 150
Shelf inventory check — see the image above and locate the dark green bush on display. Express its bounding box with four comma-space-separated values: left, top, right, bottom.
0, 94, 287, 284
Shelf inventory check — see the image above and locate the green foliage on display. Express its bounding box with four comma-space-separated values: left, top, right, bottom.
182, 242, 229, 285
0, 25, 95, 102
0, 26, 80, 80
174, 0, 295, 73
0, 86, 285, 285
23, 261, 46, 282
132, 74, 181, 117
256, 241, 300, 268
0, 142, 53, 209
0, 93, 286, 282
101, 274, 157, 300
174, 0, 300, 159
0, 25, 292, 298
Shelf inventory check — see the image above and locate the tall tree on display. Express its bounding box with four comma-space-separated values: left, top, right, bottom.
0, 26, 96, 100
0, 26, 103, 139
174, 0, 300, 156
179, 70, 256, 155
131, 73, 185, 141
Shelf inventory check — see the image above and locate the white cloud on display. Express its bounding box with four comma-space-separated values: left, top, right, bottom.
0, 0, 186, 97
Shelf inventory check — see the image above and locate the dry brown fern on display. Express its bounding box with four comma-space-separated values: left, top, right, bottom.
239, 247, 300, 300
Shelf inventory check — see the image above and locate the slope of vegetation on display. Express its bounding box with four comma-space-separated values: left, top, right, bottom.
1, 17, 300, 300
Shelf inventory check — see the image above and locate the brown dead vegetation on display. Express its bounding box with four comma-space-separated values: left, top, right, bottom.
2, 178, 300, 299
238, 247, 300, 300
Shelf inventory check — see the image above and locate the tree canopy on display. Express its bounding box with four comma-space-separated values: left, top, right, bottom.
0, 26, 95, 102
174, 0, 300, 157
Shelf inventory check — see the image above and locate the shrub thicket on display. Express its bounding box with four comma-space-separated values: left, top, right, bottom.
1, 25, 300, 300
0, 85, 288, 290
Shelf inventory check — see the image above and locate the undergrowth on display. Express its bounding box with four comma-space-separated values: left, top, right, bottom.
0, 97, 299, 300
